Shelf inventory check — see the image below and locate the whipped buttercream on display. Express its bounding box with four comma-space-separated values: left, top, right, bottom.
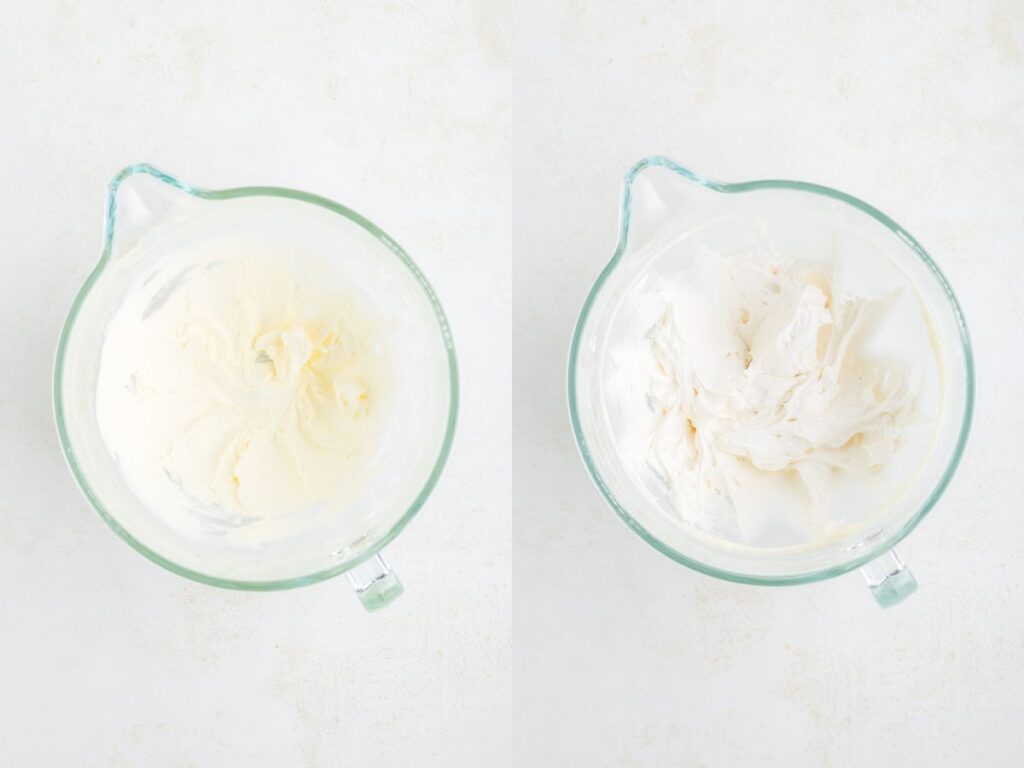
96, 245, 392, 529
643, 247, 922, 540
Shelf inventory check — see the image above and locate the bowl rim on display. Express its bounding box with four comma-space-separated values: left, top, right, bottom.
566, 154, 975, 586
53, 163, 459, 591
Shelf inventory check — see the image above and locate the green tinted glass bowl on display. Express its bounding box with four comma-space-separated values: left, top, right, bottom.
54, 165, 459, 610
568, 156, 973, 607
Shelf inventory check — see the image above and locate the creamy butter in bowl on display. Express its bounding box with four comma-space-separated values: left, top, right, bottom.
55, 166, 458, 609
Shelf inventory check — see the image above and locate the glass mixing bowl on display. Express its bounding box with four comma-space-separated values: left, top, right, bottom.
55, 165, 458, 610
568, 156, 973, 607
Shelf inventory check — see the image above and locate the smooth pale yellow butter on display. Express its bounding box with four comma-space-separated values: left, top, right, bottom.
96, 245, 392, 529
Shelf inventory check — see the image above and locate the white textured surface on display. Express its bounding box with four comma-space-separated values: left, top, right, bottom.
1, 2, 1021, 766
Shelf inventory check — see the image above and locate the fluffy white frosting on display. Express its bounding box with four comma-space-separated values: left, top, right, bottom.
644, 248, 919, 539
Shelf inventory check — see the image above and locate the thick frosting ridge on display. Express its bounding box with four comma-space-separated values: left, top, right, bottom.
645, 248, 918, 537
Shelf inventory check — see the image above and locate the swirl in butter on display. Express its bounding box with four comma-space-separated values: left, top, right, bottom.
96, 247, 391, 527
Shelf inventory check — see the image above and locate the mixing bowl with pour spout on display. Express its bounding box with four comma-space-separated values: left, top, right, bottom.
55, 165, 458, 610
568, 156, 973, 607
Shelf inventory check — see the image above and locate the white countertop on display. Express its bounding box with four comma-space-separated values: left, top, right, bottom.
2, 2, 1021, 766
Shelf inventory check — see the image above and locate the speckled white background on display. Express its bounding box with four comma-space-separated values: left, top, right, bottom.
1, 1, 1021, 766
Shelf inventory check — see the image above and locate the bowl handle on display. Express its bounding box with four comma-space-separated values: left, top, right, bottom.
860, 548, 918, 608
346, 552, 404, 611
